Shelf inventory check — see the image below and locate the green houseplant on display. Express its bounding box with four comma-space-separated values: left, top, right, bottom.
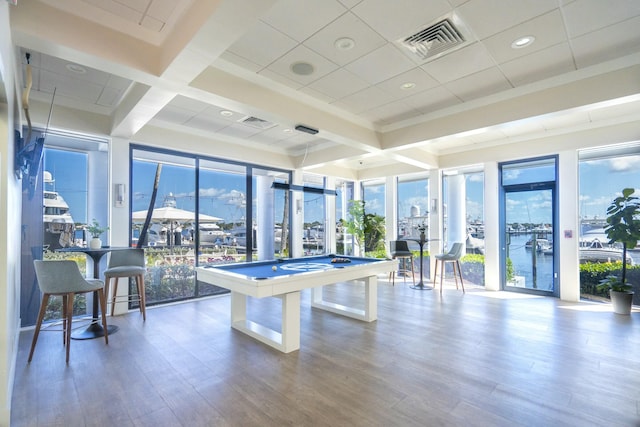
86, 219, 108, 249
596, 188, 639, 314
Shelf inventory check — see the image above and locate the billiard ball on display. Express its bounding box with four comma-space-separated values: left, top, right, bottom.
272, 266, 277, 271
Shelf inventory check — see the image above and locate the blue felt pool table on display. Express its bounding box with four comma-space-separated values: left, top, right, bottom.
196, 255, 397, 353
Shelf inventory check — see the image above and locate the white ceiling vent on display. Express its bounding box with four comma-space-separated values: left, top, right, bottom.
238, 116, 277, 130
399, 16, 471, 62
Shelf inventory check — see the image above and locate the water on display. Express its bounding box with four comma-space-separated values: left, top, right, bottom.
507, 232, 640, 292
507, 233, 554, 291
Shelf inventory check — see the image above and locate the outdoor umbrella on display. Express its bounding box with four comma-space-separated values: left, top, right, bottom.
131, 206, 221, 223
132, 207, 222, 246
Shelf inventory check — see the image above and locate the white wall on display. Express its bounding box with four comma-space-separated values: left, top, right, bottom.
0, 2, 22, 424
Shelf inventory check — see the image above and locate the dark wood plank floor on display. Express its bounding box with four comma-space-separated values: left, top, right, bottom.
11, 278, 640, 427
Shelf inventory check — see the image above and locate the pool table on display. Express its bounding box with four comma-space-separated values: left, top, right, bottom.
196, 255, 397, 353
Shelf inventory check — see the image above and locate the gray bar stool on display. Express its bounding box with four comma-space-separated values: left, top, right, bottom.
30, 260, 109, 364
433, 242, 465, 294
104, 249, 147, 321
389, 240, 415, 286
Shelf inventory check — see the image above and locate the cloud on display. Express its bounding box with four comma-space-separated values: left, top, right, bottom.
607, 156, 640, 172
467, 173, 484, 183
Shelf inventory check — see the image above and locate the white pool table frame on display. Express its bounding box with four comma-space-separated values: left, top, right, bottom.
196, 257, 397, 353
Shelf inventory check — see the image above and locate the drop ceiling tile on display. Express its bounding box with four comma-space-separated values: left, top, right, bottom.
307, 68, 370, 100
457, 0, 558, 40
40, 55, 110, 86
262, 0, 347, 42
403, 85, 461, 114
105, 74, 131, 90
482, 10, 568, 64
247, 126, 296, 144
140, 15, 164, 32
376, 68, 439, 99
352, 0, 452, 41
264, 45, 339, 85
337, 0, 364, 8
167, 95, 210, 114
422, 42, 496, 83
112, 0, 148, 13
39, 69, 103, 103
332, 85, 397, 114
445, 67, 512, 102
218, 51, 263, 73
571, 16, 640, 68
303, 12, 387, 66
227, 21, 298, 68
83, 0, 143, 25
258, 68, 305, 90
361, 100, 421, 126
147, 0, 179, 22
96, 86, 124, 107
217, 122, 264, 138
298, 86, 338, 104
562, 0, 640, 37
500, 42, 576, 86
344, 43, 416, 85
153, 104, 197, 124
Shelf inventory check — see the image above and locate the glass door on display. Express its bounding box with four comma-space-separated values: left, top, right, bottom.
500, 157, 558, 296
504, 188, 555, 292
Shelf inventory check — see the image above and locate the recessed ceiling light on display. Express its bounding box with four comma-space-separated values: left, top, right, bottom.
220, 110, 233, 117
511, 36, 535, 49
65, 63, 86, 74
400, 82, 416, 90
283, 128, 292, 133
290, 62, 315, 76
334, 37, 355, 51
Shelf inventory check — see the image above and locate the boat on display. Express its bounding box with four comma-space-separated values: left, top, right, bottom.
199, 223, 226, 245
42, 171, 75, 249
525, 238, 552, 252
579, 239, 633, 265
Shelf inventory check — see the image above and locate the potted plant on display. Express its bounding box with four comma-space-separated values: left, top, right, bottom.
86, 219, 108, 249
596, 188, 639, 314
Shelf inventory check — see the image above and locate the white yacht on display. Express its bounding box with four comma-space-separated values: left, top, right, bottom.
42, 171, 75, 249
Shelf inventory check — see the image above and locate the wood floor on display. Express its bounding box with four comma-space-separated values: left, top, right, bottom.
10, 277, 640, 427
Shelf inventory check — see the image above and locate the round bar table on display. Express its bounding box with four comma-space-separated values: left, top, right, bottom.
57, 246, 127, 339
406, 230, 434, 290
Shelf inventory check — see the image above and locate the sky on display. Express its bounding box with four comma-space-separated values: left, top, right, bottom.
43, 147, 640, 231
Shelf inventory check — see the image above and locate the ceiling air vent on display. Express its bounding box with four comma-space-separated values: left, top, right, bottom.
400, 17, 468, 62
238, 116, 277, 130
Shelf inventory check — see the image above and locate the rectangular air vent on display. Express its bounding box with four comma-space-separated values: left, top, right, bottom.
399, 17, 468, 61
238, 116, 277, 130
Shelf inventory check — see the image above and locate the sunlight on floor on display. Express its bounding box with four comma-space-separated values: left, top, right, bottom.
465, 289, 545, 300
557, 302, 639, 312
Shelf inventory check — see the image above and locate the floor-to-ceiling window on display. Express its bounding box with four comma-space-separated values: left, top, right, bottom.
500, 157, 558, 296
336, 179, 354, 255
441, 167, 485, 286
20, 131, 108, 326
578, 143, 640, 306
131, 145, 291, 306
302, 173, 326, 256
361, 179, 386, 256
397, 174, 429, 239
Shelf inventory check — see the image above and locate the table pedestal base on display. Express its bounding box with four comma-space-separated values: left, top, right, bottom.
71, 322, 119, 340
410, 282, 433, 290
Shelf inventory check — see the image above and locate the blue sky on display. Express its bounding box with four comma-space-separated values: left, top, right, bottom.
44, 148, 640, 229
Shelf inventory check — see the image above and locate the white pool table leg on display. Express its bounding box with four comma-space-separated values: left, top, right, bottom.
311, 275, 378, 322
230, 291, 301, 353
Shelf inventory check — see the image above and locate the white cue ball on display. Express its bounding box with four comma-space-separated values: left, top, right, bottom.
272, 266, 277, 271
